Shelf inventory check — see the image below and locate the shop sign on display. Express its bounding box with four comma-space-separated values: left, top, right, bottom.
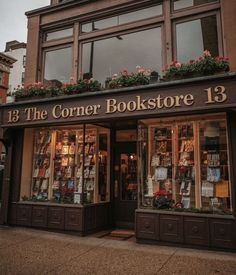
2, 84, 234, 126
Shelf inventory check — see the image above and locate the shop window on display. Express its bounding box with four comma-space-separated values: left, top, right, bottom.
20, 126, 110, 205
45, 28, 73, 41
81, 4, 162, 33
138, 114, 232, 215
172, 0, 218, 11
120, 153, 137, 201
81, 27, 162, 85
43, 46, 72, 85
175, 15, 219, 62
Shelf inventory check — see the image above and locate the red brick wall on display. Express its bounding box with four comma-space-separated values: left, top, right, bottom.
0, 71, 10, 103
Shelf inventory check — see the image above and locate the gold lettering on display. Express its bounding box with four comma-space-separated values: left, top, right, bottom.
126, 101, 137, 112
147, 98, 156, 109
174, 95, 184, 107
205, 86, 227, 104
76, 106, 85, 116
106, 99, 117, 113
136, 96, 147, 110
41, 110, 48, 120
205, 87, 214, 104
214, 86, 227, 103
183, 94, 194, 106
93, 104, 101, 114
156, 95, 164, 109
52, 105, 62, 119
85, 105, 94, 115
163, 96, 175, 108
8, 110, 19, 123
117, 102, 127, 113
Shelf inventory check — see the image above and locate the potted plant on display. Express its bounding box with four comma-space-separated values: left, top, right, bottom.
163, 50, 230, 81
6, 92, 15, 103
108, 66, 152, 89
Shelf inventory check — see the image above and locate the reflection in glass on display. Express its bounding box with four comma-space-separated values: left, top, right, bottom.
120, 153, 137, 201
45, 28, 73, 41
44, 47, 72, 84
81, 5, 162, 33
176, 15, 218, 62
82, 27, 162, 85
200, 120, 232, 214
173, 0, 218, 10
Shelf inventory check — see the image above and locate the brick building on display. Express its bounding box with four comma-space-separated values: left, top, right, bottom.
0, 53, 16, 103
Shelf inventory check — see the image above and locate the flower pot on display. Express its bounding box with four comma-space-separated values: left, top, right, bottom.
6, 95, 15, 103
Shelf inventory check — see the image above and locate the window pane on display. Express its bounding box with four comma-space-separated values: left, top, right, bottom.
81, 5, 162, 33
176, 15, 218, 62
44, 47, 72, 84
45, 28, 73, 41
138, 115, 232, 214
173, 0, 218, 11
81, 27, 162, 85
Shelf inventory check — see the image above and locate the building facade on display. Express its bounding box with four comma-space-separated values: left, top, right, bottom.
4, 41, 26, 94
0, 0, 236, 250
0, 53, 16, 103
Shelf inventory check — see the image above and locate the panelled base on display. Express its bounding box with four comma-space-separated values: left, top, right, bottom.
136, 209, 236, 250
9, 202, 111, 235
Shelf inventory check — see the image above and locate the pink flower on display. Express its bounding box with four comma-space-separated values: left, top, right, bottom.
203, 50, 211, 57
144, 69, 151, 76
138, 67, 145, 74
112, 74, 118, 80
175, 62, 182, 68
121, 69, 129, 76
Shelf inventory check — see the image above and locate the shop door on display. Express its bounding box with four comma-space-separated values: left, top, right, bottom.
114, 142, 137, 229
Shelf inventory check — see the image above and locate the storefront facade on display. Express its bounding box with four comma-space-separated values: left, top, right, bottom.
0, 0, 236, 250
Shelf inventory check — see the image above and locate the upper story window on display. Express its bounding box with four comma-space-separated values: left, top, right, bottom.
41, 1, 222, 85
81, 4, 163, 33
23, 55, 26, 67
43, 46, 72, 84
172, 0, 218, 11
45, 28, 73, 41
21, 72, 25, 84
81, 27, 162, 85
175, 14, 219, 62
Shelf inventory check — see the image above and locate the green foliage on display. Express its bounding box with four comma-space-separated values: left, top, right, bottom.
164, 51, 230, 80
108, 68, 151, 89
13, 79, 101, 101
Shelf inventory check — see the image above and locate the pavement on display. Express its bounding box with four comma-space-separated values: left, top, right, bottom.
0, 226, 236, 275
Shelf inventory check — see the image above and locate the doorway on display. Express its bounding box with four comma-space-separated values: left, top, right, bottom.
114, 130, 137, 229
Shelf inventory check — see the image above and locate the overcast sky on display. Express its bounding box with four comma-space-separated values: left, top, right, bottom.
0, 0, 50, 52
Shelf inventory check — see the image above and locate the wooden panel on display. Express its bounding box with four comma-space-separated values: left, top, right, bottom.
84, 206, 96, 231
210, 219, 235, 249
8, 203, 17, 225
96, 204, 109, 229
32, 206, 48, 228
16, 204, 32, 226
184, 217, 209, 246
160, 214, 183, 243
48, 207, 64, 230
65, 208, 82, 231
136, 213, 158, 240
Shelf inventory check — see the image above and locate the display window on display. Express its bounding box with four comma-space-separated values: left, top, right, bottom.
20, 125, 110, 204
138, 113, 232, 214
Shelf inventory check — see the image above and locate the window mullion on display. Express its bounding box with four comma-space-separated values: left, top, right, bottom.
164, 0, 173, 66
